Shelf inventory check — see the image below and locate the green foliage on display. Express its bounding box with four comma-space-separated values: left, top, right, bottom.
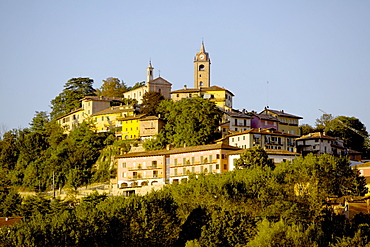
128, 81, 146, 91
299, 123, 315, 135
235, 146, 275, 169
145, 97, 222, 150
140, 91, 165, 116
96, 77, 128, 97
50, 77, 96, 119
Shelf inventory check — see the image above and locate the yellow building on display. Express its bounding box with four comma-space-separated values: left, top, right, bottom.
92, 104, 140, 135
260, 108, 302, 135
119, 114, 146, 140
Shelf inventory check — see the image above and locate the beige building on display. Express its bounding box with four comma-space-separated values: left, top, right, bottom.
115, 143, 241, 188
296, 132, 345, 156
226, 128, 298, 153
139, 116, 165, 140
57, 96, 123, 132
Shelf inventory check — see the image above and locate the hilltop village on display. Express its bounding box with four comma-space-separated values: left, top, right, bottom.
56, 43, 366, 195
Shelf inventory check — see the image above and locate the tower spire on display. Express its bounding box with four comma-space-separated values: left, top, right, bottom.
200, 40, 206, 53
146, 60, 154, 82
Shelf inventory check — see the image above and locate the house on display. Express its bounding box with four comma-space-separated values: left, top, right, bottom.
115, 143, 241, 189
222, 109, 251, 135
170, 43, 234, 111
91, 104, 140, 134
296, 132, 345, 156
227, 148, 300, 170
352, 162, 370, 196
56, 96, 124, 133
226, 128, 298, 152
139, 116, 165, 140
250, 113, 279, 130
260, 108, 302, 135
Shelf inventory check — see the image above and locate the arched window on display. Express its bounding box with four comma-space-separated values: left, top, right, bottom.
199, 64, 205, 71
200, 81, 203, 86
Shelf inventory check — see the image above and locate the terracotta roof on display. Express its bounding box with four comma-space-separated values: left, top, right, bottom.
251, 113, 279, 122
296, 132, 336, 141
226, 148, 299, 156
116, 143, 242, 158
56, 108, 83, 120
140, 116, 163, 121
0, 217, 23, 227
353, 161, 370, 168
171, 85, 234, 96
262, 108, 303, 119
225, 111, 251, 119
118, 114, 147, 121
82, 96, 124, 102
91, 106, 128, 116
227, 128, 299, 138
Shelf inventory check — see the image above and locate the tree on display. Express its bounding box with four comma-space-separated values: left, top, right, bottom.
140, 91, 165, 116
96, 77, 128, 97
315, 113, 334, 132
29, 111, 49, 133
50, 77, 96, 119
299, 124, 315, 135
327, 116, 368, 152
235, 146, 275, 169
128, 81, 145, 91
149, 97, 222, 149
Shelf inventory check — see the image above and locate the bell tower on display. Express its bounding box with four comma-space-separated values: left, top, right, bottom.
194, 42, 211, 89
146, 61, 154, 83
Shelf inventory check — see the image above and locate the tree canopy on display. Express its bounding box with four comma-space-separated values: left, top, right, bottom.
96, 77, 128, 97
140, 91, 165, 116
144, 97, 222, 150
50, 77, 96, 119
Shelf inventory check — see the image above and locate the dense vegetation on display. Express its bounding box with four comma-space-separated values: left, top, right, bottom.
0, 152, 369, 246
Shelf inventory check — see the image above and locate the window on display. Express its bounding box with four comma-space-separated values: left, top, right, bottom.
174, 159, 177, 166
216, 154, 220, 159
209, 165, 212, 173
243, 136, 245, 140
191, 157, 195, 165
200, 166, 204, 173
216, 164, 220, 169
191, 167, 195, 173
183, 168, 186, 175
224, 164, 227, 170
153, 171, 158, 178
152, 161, 157, 168
121, 162, 126, 168
174, 168, 178, 176
199, 64, 205, 71
232, 138, 234, 142
209, 155, 213, 163
183, 158, 186, 165
200, 156, 204, 163
122, 172, 126, 178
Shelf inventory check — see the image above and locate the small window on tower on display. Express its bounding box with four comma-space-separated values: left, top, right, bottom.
200, 81, 203, 86
199, 65, 205, 71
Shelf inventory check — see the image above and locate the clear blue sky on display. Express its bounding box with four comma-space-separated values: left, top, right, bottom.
1, 0, 369, 134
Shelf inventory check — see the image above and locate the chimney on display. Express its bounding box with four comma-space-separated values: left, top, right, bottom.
166, 144, 170, 150
184, 85, 187, 89
183, 143, 187, 148
242, 109, 245, 114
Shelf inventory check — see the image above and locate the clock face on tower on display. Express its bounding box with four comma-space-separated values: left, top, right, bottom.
199, 54, 205, 60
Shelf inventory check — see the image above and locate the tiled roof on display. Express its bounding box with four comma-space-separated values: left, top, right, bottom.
0, 217, 22, 227
353, 161, 370, 168
262, 108, 303, 119
140, 116, 162, 121
226, 148, 299, 156
296, 132, 336, 141
82, 96, 124, 102
116, 143, 242, 158
225, 111, 251, 119
171, 85, 234, 96
119, 114, 147, 121
148, 76, 172, 85
251, 113, 279, 122
91, 106, 127, 116
227, 128, 299, 138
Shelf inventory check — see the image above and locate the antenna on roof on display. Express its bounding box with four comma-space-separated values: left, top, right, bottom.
266, 81, 269, 108
158, 69, 161, 77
